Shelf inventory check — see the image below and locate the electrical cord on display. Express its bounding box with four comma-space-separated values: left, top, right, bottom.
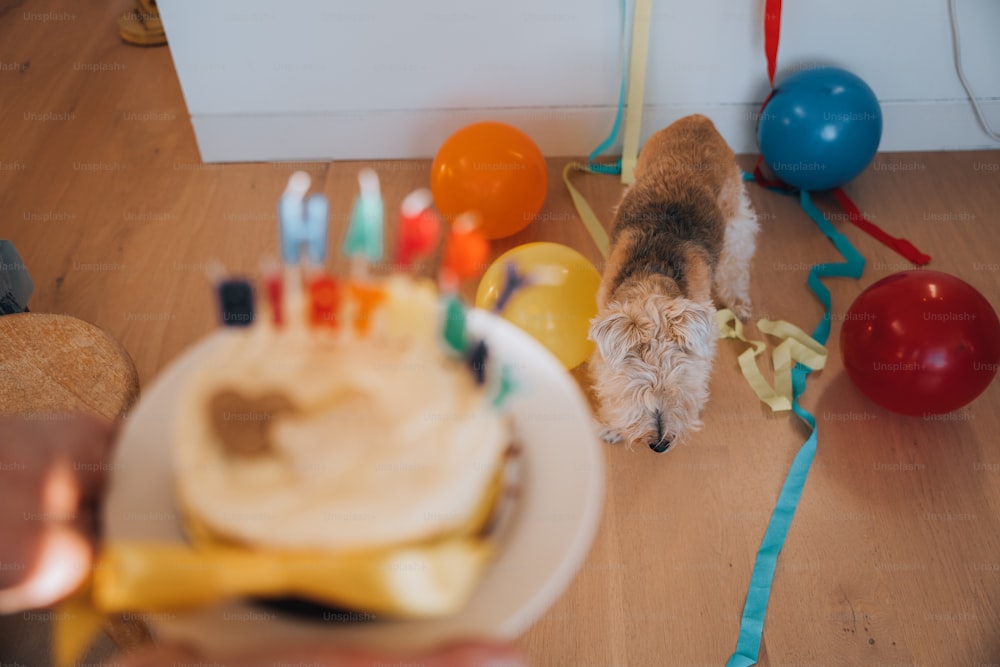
948, 0, 1000, 141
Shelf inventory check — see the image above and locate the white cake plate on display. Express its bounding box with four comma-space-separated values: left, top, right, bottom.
103, 309, 604, 654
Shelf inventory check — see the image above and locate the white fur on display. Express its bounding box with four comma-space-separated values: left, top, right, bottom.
714, 183, 759, 320
589, 291, 717, 451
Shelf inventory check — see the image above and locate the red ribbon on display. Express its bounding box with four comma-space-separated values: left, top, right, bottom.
830, 188, 931, 265
751, 157, 932, 266
764, 0, 782, 87
752, 155, 793, 192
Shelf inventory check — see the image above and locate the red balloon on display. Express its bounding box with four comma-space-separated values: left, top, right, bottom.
840, 270, 1000, 416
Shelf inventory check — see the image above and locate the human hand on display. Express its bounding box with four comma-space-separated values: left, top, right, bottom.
0, 413, 117, 612
119, 640, 525, 667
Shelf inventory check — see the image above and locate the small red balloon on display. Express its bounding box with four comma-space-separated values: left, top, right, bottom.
840, 270, 1000, 416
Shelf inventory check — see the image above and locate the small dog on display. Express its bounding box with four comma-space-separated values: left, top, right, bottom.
588, 115, 758, 453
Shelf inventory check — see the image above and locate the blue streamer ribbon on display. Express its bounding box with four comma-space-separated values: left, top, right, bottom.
726, 183, 865, 667
584, 0, 629, 175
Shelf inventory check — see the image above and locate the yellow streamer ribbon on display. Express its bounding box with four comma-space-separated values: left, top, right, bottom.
564, 0, 653, 254
620, 0, 653, 185
562, 162, 611, 257
716, 309, 828, 412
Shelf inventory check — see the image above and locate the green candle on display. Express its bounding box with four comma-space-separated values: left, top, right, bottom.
342, 169, 384, 263
442, 294, 467, 356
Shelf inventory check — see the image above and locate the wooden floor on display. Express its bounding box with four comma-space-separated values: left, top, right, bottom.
3, 1, 1000, 666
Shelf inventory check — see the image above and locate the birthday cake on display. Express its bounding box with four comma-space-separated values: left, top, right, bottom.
170, 171, 514, 615
174, 276, 512, 551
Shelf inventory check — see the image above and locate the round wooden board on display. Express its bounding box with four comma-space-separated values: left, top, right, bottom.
0, 313, 140, 420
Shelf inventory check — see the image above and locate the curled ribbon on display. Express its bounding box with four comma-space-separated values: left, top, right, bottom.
715, 310, 828, 412
725, 190, 866, 667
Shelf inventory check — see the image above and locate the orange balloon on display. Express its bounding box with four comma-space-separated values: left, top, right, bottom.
430, 122, 548, 240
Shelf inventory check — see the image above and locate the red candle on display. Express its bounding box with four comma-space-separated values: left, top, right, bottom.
264, 272, 284, 326
396, 189, 441, 268
307, 274, 340, 329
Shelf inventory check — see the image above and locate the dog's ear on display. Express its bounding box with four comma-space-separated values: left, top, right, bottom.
589, 306, 654, 366
662, 300, 717, 357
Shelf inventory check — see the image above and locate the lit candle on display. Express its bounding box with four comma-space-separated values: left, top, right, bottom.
342, 169, 386, 334
439, 212, 489, 292
217, 278, 255, 328
441, 293, 468, 355
396, 188, 441, 269
437, 212, 488, 355
307, 273, 340, 329
278, 171, 329, 266
279, 172, 309, 264
348, 281, 387, 336
259, 259, 284, 326
343, 168, 384, 276
277, 172, 330, 330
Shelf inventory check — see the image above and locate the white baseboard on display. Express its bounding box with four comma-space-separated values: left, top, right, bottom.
191, 100, 1000, 163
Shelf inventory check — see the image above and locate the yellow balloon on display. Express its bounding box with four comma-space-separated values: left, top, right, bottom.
476, 243, 600, 370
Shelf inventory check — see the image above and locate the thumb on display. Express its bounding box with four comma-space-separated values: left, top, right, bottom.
0, 524, 92, 612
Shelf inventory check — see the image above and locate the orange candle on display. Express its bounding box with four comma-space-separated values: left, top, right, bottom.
348, 282, 386, 336
441, 212, 489, 286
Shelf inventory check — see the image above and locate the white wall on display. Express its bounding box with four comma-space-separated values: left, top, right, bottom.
158, 0, 1000, 162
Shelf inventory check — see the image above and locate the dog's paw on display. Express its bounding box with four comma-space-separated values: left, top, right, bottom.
599, 426, 625, 444
730, 300, 753, 322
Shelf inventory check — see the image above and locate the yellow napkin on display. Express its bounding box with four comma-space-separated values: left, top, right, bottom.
55, 460, 508, 666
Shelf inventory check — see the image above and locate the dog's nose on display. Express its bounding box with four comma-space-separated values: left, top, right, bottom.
650, 437, 671, 453
651, 410, 670, 452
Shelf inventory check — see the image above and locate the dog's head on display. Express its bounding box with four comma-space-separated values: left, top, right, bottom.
588, 282, 717, 453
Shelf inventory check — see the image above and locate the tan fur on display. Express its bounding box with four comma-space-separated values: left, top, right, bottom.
597, 227, 637, 309
681, 246, 713, 303
588, 115, 759, 453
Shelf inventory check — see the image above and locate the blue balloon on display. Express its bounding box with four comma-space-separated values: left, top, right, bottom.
757, 67, 882, 191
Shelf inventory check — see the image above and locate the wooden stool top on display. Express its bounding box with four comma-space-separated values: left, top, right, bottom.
0, 313, 140, 420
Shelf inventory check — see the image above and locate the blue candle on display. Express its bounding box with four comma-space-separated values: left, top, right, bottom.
278, 171, 329, 265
